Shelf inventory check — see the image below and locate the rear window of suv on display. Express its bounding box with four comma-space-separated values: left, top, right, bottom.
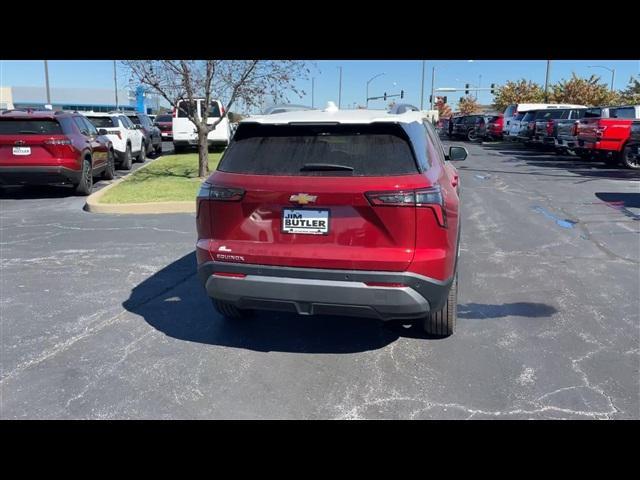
0, 119, 63, 135
218, 123, 419, 177
155, 115, 172, 122
610, 107, 636, 119
87, 116, 116, 128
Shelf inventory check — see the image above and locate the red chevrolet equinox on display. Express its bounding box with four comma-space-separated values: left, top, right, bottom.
196, 107, 467, 336
0, 109, 115, 195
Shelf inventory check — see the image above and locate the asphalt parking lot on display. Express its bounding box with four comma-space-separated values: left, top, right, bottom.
1, 140, 638, 419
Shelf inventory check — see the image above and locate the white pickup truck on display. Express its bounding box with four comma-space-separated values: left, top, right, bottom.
85, 112, 145, 170
172, 99, 230, 153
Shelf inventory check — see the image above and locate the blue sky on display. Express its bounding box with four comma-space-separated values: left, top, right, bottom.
2, 60, 639, 111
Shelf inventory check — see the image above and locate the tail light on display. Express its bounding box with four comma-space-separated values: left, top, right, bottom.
365, 185, 447, 227
595, 124, 607, 138
172, 107, 177, 117
546, 120, 554, 136
220, 105, 225, 116
42, 138, 75, 157
197, 183, 245, 201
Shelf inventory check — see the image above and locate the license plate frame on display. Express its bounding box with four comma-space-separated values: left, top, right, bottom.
282, 208, 330, 235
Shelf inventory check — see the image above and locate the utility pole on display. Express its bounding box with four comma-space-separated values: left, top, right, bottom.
420, 60, 425, 110
337, 66, 342, 108
544, 60, 551, 102
311, 77, 315, 108
430, 66, 436, 110
113, 60, 119, 109
478, 74, 482, 101
44, 60, 51, 106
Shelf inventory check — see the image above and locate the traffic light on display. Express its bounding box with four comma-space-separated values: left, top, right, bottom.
400, 90, 404, 99
383, 92, 387, 101
490, 83, 496, 94
465, 84, 470, 95
443, 96, 448, 104
429, 95, 433, 103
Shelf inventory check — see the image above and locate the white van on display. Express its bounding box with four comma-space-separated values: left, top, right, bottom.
172, 99, 230, 152
503, 103, 585, 138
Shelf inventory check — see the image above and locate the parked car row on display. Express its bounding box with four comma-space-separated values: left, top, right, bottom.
0, 108, 162, 195
441, 102, 640, 169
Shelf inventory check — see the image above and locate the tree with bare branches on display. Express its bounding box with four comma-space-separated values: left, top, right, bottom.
122, 60, 309, 177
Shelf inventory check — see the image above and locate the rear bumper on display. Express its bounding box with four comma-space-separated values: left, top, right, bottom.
198, 261, 454, 321
0, 166, 81, 186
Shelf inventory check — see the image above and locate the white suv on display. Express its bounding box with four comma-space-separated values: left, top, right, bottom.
85, 112, 145, 170
172, 99, 230, 153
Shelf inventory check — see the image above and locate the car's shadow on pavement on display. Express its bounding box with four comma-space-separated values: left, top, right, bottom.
458, 302, 558, 319
123, 252, 452, 354
0, 184, 79, 199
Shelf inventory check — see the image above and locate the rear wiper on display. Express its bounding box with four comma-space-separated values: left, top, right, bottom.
300, 163, 354, 172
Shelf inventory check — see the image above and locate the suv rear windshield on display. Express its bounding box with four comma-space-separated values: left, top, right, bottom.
0, 119, 63, 135
86, 116, 116, 128
513, 113, 525, 121
155, 115, 172, 122
504, 105, 517, 117
521, 112, 537, 122
535, 110, 566, 120
218, 123, 419, 177
584, 108, 602, 118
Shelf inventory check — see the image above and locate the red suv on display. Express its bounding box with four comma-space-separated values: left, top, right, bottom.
196, 109, 468, 337
0, 110, 115, 195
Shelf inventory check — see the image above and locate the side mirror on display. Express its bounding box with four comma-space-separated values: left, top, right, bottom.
448, 146, 468, 161
97, 128, 108, 136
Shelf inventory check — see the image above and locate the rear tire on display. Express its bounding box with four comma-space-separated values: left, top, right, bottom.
622, 144, 640, 170
212, 299, 251, 319
423, 274, 457, 337
74, 157, 93, 196
467, 129, 477, 142
102, 150, 116, 180
173, 144, 184, 154
154, 144, 162, 155
137, 142, 146, 163
121, 144, 132, 170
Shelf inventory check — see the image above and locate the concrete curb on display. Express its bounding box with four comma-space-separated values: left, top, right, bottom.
84, 158, 196, 215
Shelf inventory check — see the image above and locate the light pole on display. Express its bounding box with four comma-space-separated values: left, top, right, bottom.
420, 60, 425, 110
366, 72, 385, 108
544, 60, 551, 102
588, 65, 616, 92
44, 60, 51, 107
311, 77, 315, 109
337, 66, 342, 108
113, 60, 119, 110
430, 67, 436, 110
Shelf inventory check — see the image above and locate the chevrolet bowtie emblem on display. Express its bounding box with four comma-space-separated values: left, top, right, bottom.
290, 193, 317, 205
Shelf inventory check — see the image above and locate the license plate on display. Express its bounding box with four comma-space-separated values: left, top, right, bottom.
13, 146, 31, 156
282, 208, 329, 235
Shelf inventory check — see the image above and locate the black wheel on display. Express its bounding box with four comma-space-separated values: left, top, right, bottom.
173, 143, 183, 154
621, 144, 639, 169
102, 149, 116, 180
137, 142, 146, 163
212, 299, 251, 319
121, 144, 132, 170
467, 129, 477, 142
154, 143, 162, 155
423, 273, 457, 337
74, 157, 93, 196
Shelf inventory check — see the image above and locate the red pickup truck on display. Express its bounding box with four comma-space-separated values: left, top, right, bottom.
575, 105, 640, 169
